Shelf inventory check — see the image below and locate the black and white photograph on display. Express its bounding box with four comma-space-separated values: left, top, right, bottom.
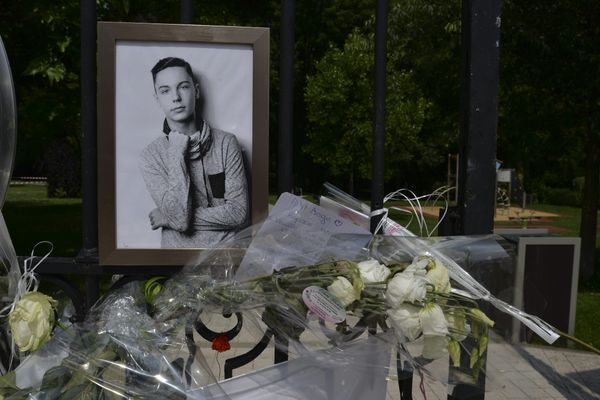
98, 23, 269, 265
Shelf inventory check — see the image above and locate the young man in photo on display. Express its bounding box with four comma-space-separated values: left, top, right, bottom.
139, 57, 249, 248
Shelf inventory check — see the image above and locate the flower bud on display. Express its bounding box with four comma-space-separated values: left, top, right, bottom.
470, 308, 495, 327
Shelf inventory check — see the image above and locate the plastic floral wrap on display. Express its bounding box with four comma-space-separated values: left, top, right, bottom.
1, 281, 234, 399
1, 193, 596, 399
0, 211, 22, 375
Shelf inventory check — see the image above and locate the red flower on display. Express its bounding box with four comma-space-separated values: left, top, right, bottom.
211, 335, 231, 352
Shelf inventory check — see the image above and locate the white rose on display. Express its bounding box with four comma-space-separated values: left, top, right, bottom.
357, 259, 391, 283
8, 291, 57, 352
327, 276, 357, 307
386, 272, 428, 308
419, 303, 448, 336
422, 335, 449, 359
425, 259, 451, 294
387, 303, 422, 341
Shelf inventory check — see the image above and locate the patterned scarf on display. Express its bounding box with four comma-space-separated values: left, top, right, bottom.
163, 119, 213, 160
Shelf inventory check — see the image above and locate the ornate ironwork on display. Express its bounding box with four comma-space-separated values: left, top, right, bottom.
37, 274, 86, 322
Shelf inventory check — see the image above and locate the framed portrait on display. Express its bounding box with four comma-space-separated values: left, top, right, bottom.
98, 22, 269, 265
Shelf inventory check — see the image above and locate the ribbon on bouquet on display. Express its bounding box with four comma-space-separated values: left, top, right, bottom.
364, 187, 561, 345
0, 241, 54, 318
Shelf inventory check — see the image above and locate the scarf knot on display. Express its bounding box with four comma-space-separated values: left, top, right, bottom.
163, 119, 212, 159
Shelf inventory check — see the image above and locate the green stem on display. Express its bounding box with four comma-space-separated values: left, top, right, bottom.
557, 330, 600, 355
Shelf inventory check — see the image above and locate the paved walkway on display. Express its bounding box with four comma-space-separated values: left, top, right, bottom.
395, 335, 600, 400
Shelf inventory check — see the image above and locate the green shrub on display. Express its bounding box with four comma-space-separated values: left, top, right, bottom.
539, 187, 581, 206
43, 139, 81, 198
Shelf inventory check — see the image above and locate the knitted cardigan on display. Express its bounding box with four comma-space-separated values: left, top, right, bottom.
139, 124, 249, 248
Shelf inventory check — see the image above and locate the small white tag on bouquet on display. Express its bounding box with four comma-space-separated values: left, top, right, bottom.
302, 286, 346, 323
236, 193, 370, 281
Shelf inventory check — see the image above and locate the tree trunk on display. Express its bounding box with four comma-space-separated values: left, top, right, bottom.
579, 127, 600, 281
348, 170, 354, 196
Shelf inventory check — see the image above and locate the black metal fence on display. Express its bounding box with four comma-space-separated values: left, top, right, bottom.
29, 0, 502, 398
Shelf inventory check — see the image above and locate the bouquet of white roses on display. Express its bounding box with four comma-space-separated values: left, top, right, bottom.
0, 235, 499, 398
1, 193, 596, 399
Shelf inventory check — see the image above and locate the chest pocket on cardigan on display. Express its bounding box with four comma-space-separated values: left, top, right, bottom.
208, 172, 225, 199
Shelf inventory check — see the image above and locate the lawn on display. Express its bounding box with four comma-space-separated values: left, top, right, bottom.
2, 184, 82, 257
2, 186, 599, 350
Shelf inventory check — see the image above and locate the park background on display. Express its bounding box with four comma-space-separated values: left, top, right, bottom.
0, 0, 599, 348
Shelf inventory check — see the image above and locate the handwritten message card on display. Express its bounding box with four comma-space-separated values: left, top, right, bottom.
235, 193, 370, 281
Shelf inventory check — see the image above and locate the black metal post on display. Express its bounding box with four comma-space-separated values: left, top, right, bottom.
80, 0, 100, 308
80, 0, 98, 259
450, 3, 501, 398
180, 0, 194, 24
370, 0, 388, 233
456, 0, 502, 236
277, 0, 295, 195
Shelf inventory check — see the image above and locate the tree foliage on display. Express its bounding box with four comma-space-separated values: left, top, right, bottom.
304, 0, 461, 193
305, 31, 429, 190
0, 0, 81, 183
499, 0, 600, 280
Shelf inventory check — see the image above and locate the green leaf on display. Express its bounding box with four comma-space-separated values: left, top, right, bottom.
144, 276, 166, 304
56, 383, 91, 400
448, 339, 461, 367
39, 366, 73, 398
469, 348, 479, 369
478, 334, 489, 356
0, 371, 19, 390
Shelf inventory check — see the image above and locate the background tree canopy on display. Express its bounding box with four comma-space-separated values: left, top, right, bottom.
0, 0, 598, 275
304, 31, 430, 193
305, 0, 461, 194
0, 0, 596, 195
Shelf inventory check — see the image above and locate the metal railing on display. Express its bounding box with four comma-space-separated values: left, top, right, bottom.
17, 1, 501, 398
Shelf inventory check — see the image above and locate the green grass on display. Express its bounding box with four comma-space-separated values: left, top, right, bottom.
2, 184, 82, 257
575, 292, 600, 351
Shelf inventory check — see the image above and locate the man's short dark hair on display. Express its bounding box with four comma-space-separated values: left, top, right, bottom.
151, 57, 196, 84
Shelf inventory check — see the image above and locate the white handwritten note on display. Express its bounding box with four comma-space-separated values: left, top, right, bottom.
235, 193, 370, 281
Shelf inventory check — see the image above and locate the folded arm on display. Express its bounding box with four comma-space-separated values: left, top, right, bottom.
139, 135, 192, 232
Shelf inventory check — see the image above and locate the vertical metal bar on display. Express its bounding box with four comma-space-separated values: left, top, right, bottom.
80, 0, 97, 257
180, 0, 194, 24
456, 0, 502, 236
370, 0, 388, 233
80, 0, 100, 312
278, 0, 295, 195
450, 2, 501, 397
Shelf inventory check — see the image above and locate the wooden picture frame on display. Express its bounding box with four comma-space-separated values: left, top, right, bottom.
98, 22, 269, 265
